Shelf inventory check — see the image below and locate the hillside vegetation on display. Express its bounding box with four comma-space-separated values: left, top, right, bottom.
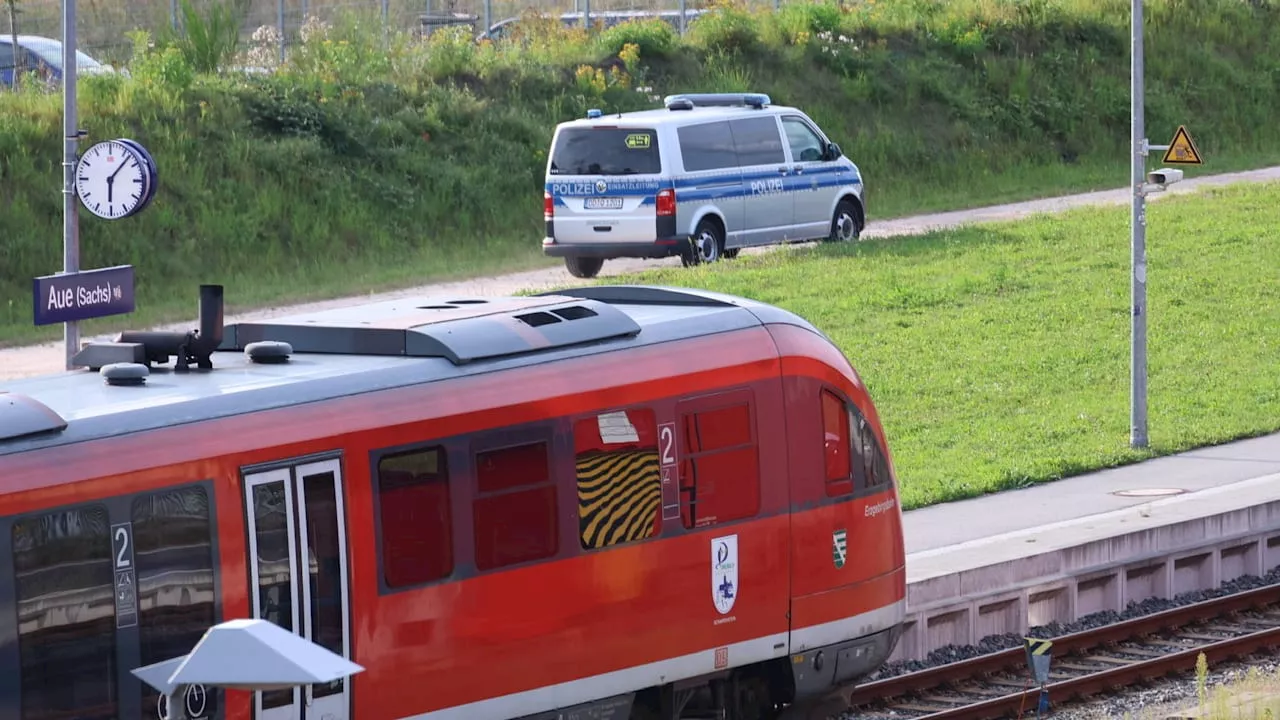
2, 0, 1280, 344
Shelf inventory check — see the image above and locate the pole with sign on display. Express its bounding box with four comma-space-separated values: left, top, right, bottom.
61, 0, 80, 370
50, 7, 158, 367
1129, 0, 1203, 448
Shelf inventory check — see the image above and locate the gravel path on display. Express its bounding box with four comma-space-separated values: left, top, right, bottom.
5, 165, 1279, 382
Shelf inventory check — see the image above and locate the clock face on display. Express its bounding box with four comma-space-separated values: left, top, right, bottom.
75, 140, 150, 220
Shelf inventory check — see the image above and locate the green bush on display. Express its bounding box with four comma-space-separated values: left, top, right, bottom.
3, 0, 1280, 345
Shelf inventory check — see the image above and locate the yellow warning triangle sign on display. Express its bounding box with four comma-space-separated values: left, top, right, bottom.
1162, 125, 1203, 165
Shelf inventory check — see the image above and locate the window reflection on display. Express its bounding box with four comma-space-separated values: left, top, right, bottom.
303, 472, 344, 699
252, 481, 295, 710
12, 505, 117, 720
134, 487, 217, 719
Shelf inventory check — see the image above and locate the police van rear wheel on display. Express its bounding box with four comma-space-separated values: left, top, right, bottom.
682, 219, 724, 268
565, 256, 604, 279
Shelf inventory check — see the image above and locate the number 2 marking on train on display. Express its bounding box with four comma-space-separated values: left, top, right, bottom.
114, 525, 131, 569
658, 422, 680, 521
112, 521, 139, 629
659, 423, 677, 466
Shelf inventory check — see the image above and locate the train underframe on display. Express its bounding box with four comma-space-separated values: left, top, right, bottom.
516, 624, 902, 720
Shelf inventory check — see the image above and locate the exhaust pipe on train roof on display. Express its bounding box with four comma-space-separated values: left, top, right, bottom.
198, 284, 225, 353
115, 284, 226, 372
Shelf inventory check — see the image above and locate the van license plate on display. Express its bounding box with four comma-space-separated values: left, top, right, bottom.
584, 197, 624, 210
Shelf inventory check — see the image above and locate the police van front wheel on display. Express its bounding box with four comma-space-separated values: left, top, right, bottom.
682, 220, 724, 268
827, 199, 863, 243
565, 256, 604, 279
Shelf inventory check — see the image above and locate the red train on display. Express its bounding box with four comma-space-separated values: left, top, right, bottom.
0, 284, 905, 720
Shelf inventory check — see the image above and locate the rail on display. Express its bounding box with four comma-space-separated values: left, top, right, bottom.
845, 583, 1280, 719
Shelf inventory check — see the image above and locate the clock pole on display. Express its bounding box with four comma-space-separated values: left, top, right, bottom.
61, 0, 80, 370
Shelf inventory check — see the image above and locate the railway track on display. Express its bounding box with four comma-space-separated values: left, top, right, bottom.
842, 583, 1280, 720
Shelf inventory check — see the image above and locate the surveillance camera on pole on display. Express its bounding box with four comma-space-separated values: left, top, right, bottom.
1144, 168, 1184, 191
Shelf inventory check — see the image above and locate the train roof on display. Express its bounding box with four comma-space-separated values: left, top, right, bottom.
0, 285, 827, 457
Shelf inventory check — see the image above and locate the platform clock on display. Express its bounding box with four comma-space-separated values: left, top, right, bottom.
74, 138, 159, 220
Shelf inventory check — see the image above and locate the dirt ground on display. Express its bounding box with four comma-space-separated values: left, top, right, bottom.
5, 165, 1279, 382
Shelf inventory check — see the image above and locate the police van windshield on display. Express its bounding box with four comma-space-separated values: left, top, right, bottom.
549, 128, 661, 176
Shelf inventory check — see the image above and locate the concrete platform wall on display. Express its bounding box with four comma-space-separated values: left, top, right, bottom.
891, 499, 1280, 662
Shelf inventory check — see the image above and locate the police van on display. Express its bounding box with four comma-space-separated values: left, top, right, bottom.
542, 92, 866, 279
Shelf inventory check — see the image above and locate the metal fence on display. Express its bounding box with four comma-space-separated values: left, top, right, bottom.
6, 0, 791, 67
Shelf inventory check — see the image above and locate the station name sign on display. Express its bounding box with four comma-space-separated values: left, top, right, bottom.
32, 265, 136, 325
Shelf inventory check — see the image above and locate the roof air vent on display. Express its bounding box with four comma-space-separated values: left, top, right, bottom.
552, 306, 598, 321
515, 311, 562, 328
245, 341, 293, 364
101, 362, 149, 386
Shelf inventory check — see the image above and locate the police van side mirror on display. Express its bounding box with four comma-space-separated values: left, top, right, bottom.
825, 142, 842, 161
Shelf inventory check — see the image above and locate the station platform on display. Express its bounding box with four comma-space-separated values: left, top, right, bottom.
892, 431, 1280, 660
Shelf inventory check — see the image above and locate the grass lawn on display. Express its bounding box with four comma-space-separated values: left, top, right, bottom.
564, 181, 1280, 510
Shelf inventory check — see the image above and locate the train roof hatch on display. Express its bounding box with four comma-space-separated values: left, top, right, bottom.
218, 294, 643, 364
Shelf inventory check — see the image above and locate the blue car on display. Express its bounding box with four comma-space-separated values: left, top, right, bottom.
0, 34, 119, 87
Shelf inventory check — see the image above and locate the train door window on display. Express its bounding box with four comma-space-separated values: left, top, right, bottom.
473, 440, 558, 571
376, 446, 453, 588
679, 400, 760, 529
133, 486, 217, 719
574, 408, 662, 550
821, 389, 855, 498
12, 504, 117, 720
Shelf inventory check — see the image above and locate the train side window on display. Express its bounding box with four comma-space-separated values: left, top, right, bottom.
12, 504, 117, 720
856, 412, 892, 489
133, 486, 218, 719
473, 441, 558, 571
574, 408, 662, 550
377, 446, 453, 588
821, 389, 854, 497
679, 402, 760, 529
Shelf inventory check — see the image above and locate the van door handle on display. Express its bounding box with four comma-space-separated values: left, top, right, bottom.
792, 166, 804, 174
777, 167, 788, 175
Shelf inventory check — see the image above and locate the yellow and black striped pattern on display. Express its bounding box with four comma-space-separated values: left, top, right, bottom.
577, 449, 662, 549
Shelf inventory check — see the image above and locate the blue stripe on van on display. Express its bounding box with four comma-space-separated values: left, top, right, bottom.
545, 179, 673, 197
544, 166, 861, 204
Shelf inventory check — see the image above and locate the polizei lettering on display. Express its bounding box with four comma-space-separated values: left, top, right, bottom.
47, 282, 115, 311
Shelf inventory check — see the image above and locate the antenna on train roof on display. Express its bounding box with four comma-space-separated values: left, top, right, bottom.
133, 618, 365, 720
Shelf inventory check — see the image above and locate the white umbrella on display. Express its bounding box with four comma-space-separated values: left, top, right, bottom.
133, 618, 365, 693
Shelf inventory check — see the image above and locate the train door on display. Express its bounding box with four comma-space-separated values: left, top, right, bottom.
242, 457, 352, 720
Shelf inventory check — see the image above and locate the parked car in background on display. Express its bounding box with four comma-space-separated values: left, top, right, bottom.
0, 35, 121, 88
478, 8, 705, 42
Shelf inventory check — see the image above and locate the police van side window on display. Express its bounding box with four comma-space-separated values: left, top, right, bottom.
677, 121, 737, 172
728, 117, 786, 167
783, 117, 826, 162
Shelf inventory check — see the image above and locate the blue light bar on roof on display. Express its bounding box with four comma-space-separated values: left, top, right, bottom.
662, 93, 772, 109
586, 108, 603, 119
